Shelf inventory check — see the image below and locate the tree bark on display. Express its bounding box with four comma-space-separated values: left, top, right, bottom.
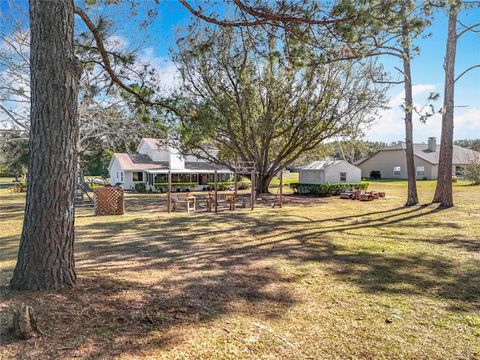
401, 9, 419, 206
256, 173, 274, 194
433, 3, 458, 208
10, 0, 81, 290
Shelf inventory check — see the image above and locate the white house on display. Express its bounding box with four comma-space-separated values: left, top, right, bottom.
298, 160, 362, 184
108, 138, 232, 190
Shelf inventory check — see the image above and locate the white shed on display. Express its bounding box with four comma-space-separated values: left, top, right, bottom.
299, 160, 361, 184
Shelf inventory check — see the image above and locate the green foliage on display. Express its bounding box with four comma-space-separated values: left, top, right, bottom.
290, 182, 369, 197
173, 23, 386, 184
134, 183, 147, 192
454, 139, 480, 152
9, 177, 27, 193
154, 182, 198, 192
207, 182, 233, 191
369, 170, 382, 180
296, 140, 387, 165
462, 157, 480, 185
83, 150, 113, 177
0, 133, 28, 178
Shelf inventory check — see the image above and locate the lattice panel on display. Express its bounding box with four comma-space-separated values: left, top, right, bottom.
94, 186, 124, 216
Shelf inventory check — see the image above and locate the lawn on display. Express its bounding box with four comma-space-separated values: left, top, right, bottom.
0, 181, 479, 359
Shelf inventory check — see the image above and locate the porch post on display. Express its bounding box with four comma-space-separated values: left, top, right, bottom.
250, 169, 255, 210
167, 171, 171, 213
214, 170, 218, 214
279, 170, 283, 208
233, 170, 237, 210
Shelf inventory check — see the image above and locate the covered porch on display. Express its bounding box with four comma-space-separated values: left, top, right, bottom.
145, 169, 233, 191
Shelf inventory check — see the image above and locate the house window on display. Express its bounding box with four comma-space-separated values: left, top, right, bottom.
116, 172, 119, 179
455, 166, 464, 176
416, 166, 425, 177
393, 166, 401, 176
340, 172, 347, 182
120, 172, 123, 182
133, 172, 143, 182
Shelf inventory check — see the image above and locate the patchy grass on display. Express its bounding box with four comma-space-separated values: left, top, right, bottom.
0, 178, 16, 183
0, 181, 479, 359
269, 172, 299, 188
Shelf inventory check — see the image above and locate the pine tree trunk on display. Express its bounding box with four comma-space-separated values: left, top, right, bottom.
433, 3, 458, 208
10, 0, 81, 290
402, 13, 419, 207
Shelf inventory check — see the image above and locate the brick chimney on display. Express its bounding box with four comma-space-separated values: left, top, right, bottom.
428, 137, 436, 152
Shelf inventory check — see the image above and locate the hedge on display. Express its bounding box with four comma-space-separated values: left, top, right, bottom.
207, 181, 233, 191
134, 183, 147, 192
155, 182, 198, 192
290, 182, 369, 197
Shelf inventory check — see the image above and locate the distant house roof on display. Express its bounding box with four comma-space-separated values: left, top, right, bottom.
300, 160, 345, 170
355, 142, 480, 165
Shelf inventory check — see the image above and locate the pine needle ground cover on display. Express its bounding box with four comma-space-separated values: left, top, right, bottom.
0, 180, 479, 359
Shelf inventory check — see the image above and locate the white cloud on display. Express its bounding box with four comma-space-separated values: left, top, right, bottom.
105, 35, 129, 51
138, 47, 180, 92
366, 83, 480, 142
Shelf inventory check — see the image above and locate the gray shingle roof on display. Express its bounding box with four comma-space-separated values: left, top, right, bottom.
356, 142, 480, 165
300, 160, 344, 170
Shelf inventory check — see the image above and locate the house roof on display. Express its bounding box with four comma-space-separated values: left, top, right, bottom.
140, 138, 167, 150
355, 142, 480, 165
112, 153, 231, 172
300, 160, 344, 170
113, 153, 169, 171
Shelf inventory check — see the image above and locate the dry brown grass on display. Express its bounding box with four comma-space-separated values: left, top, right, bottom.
0, 180, 479, 359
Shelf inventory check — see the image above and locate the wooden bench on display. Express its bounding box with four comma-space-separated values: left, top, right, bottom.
171, 193, 196, 212
207, 192, 236, 211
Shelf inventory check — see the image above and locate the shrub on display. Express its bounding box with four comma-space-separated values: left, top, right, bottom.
369, 170, 381, 180
463, 156, 480, 185
134, 183, 147, 192
154, 182, 197, 192
290, 182, 369, 197
9, 177, 27, 193
207, 181, 233, 191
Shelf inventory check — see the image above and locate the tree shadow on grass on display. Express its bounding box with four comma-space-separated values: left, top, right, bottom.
1, 199, 478, 358
0, 266, 297, 358
71, 202, 479, 308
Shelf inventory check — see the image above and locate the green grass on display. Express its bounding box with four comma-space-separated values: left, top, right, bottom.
269, 171, 299, 188
0, 181, 479, 359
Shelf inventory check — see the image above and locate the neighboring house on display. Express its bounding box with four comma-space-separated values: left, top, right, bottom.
299, 160, 362, 184
355, 137, 480, 179
108, 138, 232, 190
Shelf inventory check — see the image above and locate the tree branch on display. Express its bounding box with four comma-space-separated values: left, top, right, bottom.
74, 7, 182, 116
455, 64, 480, 82
457, 21, 480, 38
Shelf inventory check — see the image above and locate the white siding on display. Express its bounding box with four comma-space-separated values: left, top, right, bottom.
324, 162, 361, 183
299, 161, 361, 184
138, 140, 169, 161
168, 146, 185, 169
109, 158, 123, 186
299, 169, 325, 184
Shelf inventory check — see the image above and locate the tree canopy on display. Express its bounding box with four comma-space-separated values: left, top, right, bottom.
173, 24, 387, 191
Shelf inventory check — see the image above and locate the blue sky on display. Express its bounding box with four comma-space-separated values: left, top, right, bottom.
2, 1, 479, 143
